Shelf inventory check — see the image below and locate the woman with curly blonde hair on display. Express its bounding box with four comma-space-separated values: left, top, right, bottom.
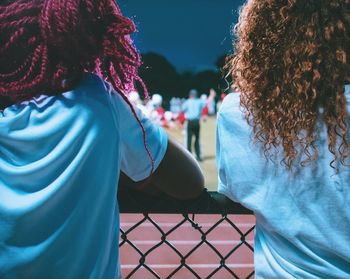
217, 0, 350, 277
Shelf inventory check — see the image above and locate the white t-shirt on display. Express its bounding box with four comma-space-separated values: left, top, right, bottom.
0, 74, 168, 278
217, 90, 350, 278
182, 98, 205, 121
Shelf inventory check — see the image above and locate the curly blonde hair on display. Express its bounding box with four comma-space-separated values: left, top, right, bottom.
229, 0, 350, 168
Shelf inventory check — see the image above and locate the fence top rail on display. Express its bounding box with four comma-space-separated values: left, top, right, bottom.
118, 189, 253, 215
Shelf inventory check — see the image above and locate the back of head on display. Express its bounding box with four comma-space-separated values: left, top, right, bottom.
229, 0, 350, 169
0, 0, 141, 108
152, 93, 163, 107
189, 89, 198, 98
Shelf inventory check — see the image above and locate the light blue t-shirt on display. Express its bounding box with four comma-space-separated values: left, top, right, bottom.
217, 90, 350, 278
0, 74, 168, 278
182, 98, 205, 121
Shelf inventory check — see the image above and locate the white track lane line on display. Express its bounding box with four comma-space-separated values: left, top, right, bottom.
121, 264, 254, 269
120, 223, 255, 228
125, 240, 254, 245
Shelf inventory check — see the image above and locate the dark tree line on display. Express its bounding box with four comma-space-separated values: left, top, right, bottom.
137, 52, 228, 101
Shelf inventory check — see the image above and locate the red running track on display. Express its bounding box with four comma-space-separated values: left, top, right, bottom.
120, 214, 256, 278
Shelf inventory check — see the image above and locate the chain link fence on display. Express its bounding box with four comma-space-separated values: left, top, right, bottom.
118, 189, 255, 279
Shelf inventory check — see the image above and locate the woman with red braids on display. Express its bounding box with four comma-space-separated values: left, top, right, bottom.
217, 0, 350, 277
0, 0, 204, 277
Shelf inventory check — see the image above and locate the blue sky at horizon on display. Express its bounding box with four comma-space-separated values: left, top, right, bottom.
120, 0, 245, 72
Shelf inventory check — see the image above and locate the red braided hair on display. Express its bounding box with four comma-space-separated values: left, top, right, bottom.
0, 0, 155, 173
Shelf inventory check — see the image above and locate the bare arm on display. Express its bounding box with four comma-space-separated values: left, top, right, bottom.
119, 137, 205, 200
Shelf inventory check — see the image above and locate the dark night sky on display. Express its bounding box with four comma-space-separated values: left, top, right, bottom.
119, 0, 245, 72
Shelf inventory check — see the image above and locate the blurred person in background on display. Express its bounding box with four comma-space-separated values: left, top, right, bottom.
207, 88, 217, 115
128, 90, 150, 117
0, 0, 204, 277
216, 92, 228, 112
182, 89, 205, 161
146, 93, 164, 125
217, 0, 350, 278
200, 94, 209, 121
183, 89, 216, 161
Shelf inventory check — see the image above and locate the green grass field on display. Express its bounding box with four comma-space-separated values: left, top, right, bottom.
166, 117, 218, 191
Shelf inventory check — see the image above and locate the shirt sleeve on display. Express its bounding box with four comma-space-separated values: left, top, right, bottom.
216, 109, 235, 201
106, 84, 168, 182
216, 93, 253, 203
216, 93, 271, 210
